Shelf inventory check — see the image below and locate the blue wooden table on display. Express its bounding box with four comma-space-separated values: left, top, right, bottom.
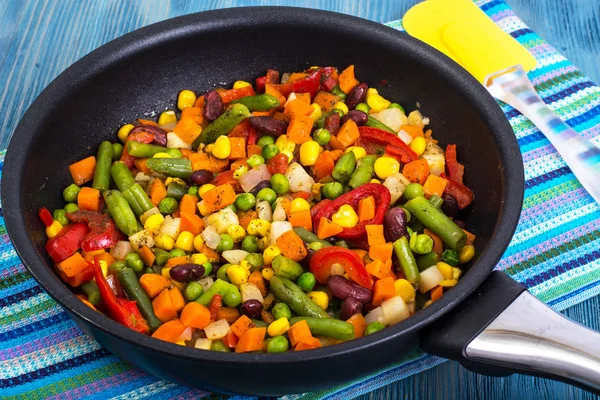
2, 1, 599, 399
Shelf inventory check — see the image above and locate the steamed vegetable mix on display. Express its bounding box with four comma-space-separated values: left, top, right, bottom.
40, 64, 476, 352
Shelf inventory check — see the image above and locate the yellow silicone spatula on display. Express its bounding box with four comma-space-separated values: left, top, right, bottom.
403, 0, 600, 205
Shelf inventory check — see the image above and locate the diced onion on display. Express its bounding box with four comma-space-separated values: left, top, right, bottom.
206, 208, 239, 233
177, 327, 193, 342
272, 199, 287, 221
269, 221, 293, 245
198, 276, 214, 292
167, 132, 191, 149
239, 164, 271, 193
419, 265, 444, 293
201, 226, 221, 249
383, 173, 407, 204
159, 216, 181, 239
381, 296, 410, 326
256, 200, 272, 221
222, 250, 249, 265
240, 283, 264, 304
140, 207, 161, 224
204, 319, 230, 340
194, 338, 212, 350
365, 306, 386, 326
110, 241, 133, 260
285, 162, 315, 193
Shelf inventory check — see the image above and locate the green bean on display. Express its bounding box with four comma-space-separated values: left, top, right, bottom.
126, 141, 168, 158
417, 252, 439, 271
196, 279, 233, 306
122, 183, 154, 216
429, 195, 444, 209
153, 248, 172, 266
211, 340, 231, 352
335, 240, 349, 248
409, 233, 434, 255
146, 158, 193, 179
332, 151, 356, 183
231, 94, 280, 111
80, 280, 101, 305
110, 161, 136, 192
349, 155, 376, 189
92, 141, 113, 191
404, 195, 467, 251
272, 255, 304, 281
330, 86, 347, 100
103, 190, 139, 236
393, 236, 420, 285
365, 321, 386, 335
116, 267, 162, 332
165, 148, 182, 159
366, 116, 396, 133
195, 103, 250, 146
112, 142, 123, 160
270, 276, 329, 319
292, 227, 332, 247
251, 318, 268, 328
125, 252, 144, 273
290, 317, 355, 340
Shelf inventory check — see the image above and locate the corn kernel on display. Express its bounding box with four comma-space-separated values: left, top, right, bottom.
233, 80, 252, 89
262, 267, 275, 281
226, 224, 246, 242
153, 152, 172, 159
99, 260, 108, 277
165, 177, 186, 186
204, 144, 214, 154
366, 92, 391, 113
267, 317, 290, 337
281, 149, 294, 162
178, 89, 197, 110
332, 101, 349, 115
144, 213, 165, 233
212, 136, 231, 159
436, 262, 454, 280
190, 253, 208, 265
275, 135, 296, 153
439, 279, 458, 287
308, 291, 329, 310
233, 165, 248, 179
227, 264, 250, 286
459, 245, 475, 264
345, 146, 367, 160
154, 233, 175, 251
394, 279, 416, 303
175, 231, 195, 252
263, 245, 281, 265
162, 267, 172, 278
290, 198, 310, 214
117, 123, 135, 143
367, 88, 379, 96
374, 156, 400, 179
423, 299, 432, 308
409, 137, 427, 156
452, 267, 462, 281
257, 236, 269, 251
239, 259, 251, 270
199, 184, 216, 197
158, 110, 177, 126
197, 200, 211, 216
299, 140, 321, 167
175, 341, 186, 346
310, 103, 322, 121
193, 234, 205, 252
172, 280, 186, 290
407, 110, 423, 127
247, 219, 271, 237
45, 220, 63, 238
370, 179, 381, 184
331, 204, 359, 228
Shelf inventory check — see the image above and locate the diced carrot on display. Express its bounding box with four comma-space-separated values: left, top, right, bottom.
219, 86, 255, 103
288, 210, 313, 231
273, 111, 285, 120
287, 72, 308, 83
353, 249, 368, 262
402, 159, 430, 185
235, 327, 266, 353
58, 252, 89, 277
287, 115, 313, 144
252, 109, 276, 117
313, 91, 341, 112
134, 158, 152, 175
369, 243, 393, 263
69, 156, 96, 186
295, 92, 311, 104
248, 271, 267, 297
152, 288, 179, 322
77, 187, 101, 212
79, 296, 97, 311
138, 246, 156, 267
284, 99, 314, 122
139, 274, 171, 298
265, 84, 286, 110
217, 307, 241, 324
313, 151, 335, 182
338, 65, 359, 94
231, 314, 255, 338
189, 152, 230, 173
288, 320, 313, 348
149, 178, 168, 205
179, 194, 198, 215
316, 218, 344, 239
346, 313, 367, 339
151, 319, 187, 343
276, 230, 308, 262
193, 95, 205, 109
366, 259, 384, 279
238, 210, 258, 230
200, 184, 236, 213
328, 135, 346, 151
57, 263, 93, 287
180, 302, 211, 329
431, 285, 444, 302
173, 115, 202, 144
357, 196, 375, 222
279, 197, 292, 218
200, 245, 220, 262
247, 144, 262, 157
181, 106, 203, 125
223, 330, 239, 348
424, 228, 444, 257
399, 125, 424, 139
463, 229, 476, 245
366, 225, 386, 246
165, 256, 189, 269
295, 336, 322, 351
169, 287, 185, 312
372, 276, 395, 306
423, 175, 448, 198
336, 120, 360, 148
329, 150, 344, 161
228, 137, 246, 159
138, 119, 160, 127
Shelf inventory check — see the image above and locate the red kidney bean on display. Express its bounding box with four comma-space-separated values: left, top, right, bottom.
249, 116, 287, 136
203, 91, 224, 122
129, 125, 167, 147
340, 110, 368, 126
327, 275, 372, 304
340, 297, 363, 320
324, 113, 340, 135
442, 193, 460, 218
169, 263, 205, 282
346, 82, 368, 110
240, 300, 263, 319
190, 169, 214, 186
249, 180, 271, 197
321, 75, 337, 92
454, 220, 467, 229
384, 207, 408, 242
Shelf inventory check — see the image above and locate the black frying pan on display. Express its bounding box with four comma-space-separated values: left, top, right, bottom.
4, 7, 599, 396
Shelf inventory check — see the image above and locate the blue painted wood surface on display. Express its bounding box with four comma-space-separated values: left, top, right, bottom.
1, 1, 599, 398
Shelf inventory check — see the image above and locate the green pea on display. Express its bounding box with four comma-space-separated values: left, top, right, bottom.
158, 197, 178, 214
245, 253, 264, 271
241, 235, 259, 253
184, 281, 204, 301
202, 262, 213, 276
64, 203, 79, 213
365, 321, 386, 335
216, 234, 234, 252
441, 249, 460, 267
225, 203, 238, 213
165, 148, 182, 158
170, 248, 186, 257
355, 103, 371, 113
262, 144, 279, 160
270, 174, 290, 195
110, 260, 127, 274
296, 272, 316, 292
125, 252, 144, 273
313, 128, 331, 146
235, 193, 257, 212
187, 186, 199, 198
267, 335, 289, 353
52, 209, 69, 226
256, 188, 277, 205
321, 182, 344, 200
247, 154, 265, 168
223, 287, 242, 307
145, 267, 155, 274
409, 233, 434, 255
404, 183, 424, 200
63, 184, 81, 203
112, 143, 124, 160
388, 103, 405, 113
272, 302, 292, 321
211, 340, 231, 352
217, 264, 231, 282
330, 86, 347, 100
257, 135, 275, 147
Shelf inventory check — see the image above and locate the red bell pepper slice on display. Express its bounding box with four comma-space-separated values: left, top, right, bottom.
310, 199, 332, 221
120, 130, 154, 168
229, 119, 258, 145
312, 183, 391, 240
93, 258, 149, 334
209, 294, 223, 323
320, 75, 336, 92
310, 247, 373, 289
356, 126, 418, 164
441, 173, 474, 209
256, 69, 280, 93
212, 169, 243, 193
45, 222, 90, 263
219, 86, 255, 103
445, 144, 464, 184
275, 68, 323, 99
66, 210, 120, 252
266, 153, 289, 175
58, 263, 94, 287
38, 207, 54, 227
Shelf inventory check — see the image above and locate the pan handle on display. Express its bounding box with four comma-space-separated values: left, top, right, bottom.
419, 271, 600, 394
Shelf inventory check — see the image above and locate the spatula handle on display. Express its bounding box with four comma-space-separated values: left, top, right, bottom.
485, 65, 600, 204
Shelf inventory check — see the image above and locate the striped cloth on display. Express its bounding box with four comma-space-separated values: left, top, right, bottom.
1, 0, 600, 398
